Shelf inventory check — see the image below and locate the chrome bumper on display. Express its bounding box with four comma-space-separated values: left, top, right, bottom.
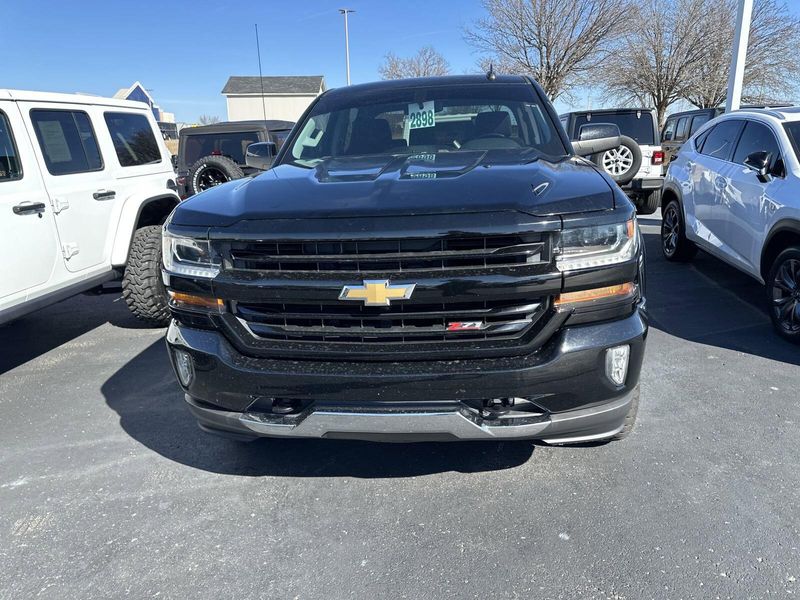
185, 390, 635, 443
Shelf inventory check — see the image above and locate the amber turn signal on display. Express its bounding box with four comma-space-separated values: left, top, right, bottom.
554, 282, 635, 307
168, 291, 224, 310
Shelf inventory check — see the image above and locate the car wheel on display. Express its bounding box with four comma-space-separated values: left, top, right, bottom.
766, 247, 800, 344
188, 155, 245, 196
122, 225, 171, 327
661, 200, 697, 261
635, 189, 661, 215
610, 384, 640, 441
593, 135, 642, 185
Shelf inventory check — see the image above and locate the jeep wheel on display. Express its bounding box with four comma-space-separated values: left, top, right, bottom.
635, 189, 661, 215
661, 200, 696, 262
188, 155, 244, 195
767, 247, 800, 344
593, 135, 642, 185
123, 225, 170, 327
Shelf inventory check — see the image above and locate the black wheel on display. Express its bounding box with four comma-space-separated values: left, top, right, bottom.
611, 385, 640, 441
767, 247, 800, 344
635, 189, 661, 215
187, 155, 244, 196
122, 225, 170, 327
593, 135, 642, 185
661, 200, 697, 261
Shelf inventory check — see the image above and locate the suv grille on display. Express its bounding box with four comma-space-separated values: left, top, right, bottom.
233, 298, 548, 344
228, 234, 548, 273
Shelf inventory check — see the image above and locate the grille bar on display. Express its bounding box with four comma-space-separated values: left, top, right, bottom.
232, 299, 547, 344
227, 234, 549, 273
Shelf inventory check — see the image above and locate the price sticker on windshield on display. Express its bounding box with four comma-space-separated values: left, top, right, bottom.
408, 101, 436, 129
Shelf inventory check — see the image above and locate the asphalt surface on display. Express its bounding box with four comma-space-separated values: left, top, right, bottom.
1, 213, 799, 599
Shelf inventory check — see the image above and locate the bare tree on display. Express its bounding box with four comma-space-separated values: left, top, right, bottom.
597, 0, 717, 126
684, 0, 800, 108
197, 115, 220, 125
379, 46, 451, 79
464, 0, 631, 101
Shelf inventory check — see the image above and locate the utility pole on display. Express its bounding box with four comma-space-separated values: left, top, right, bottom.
725, 0, 753, 112
339, 9, 354, 85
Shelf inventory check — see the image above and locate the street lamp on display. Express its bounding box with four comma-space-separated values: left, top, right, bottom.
725, 0, 753, 112
339, 8, 354, 85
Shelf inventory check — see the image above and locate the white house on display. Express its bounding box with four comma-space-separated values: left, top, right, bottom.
222, 76, 326, 122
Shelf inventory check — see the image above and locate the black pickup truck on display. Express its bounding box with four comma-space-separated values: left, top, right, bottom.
161, 75, 648, 444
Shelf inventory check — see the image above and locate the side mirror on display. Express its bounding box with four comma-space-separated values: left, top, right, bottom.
245, 142, 277, 171
743, 150, 772, 182
571, 123, 622, 157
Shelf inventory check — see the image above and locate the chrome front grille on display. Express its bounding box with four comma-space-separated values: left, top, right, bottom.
233, 298, 548, 344
228, 234, 548, 273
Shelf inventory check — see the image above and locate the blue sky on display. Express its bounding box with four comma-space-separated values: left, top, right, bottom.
4, 1, 797, 122
4, 0, 499, 122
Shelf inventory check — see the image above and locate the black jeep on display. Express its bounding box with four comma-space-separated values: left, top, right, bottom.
175, 119, 294, 198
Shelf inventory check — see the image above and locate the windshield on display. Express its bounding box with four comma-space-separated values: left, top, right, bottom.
283, 84, 568, 167
182, 131, 260, 166
783, 122, 800, 162
574, 112, 656, 146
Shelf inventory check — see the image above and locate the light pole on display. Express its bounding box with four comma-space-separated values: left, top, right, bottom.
725, 0, 753, 112
339, 8, 354, 85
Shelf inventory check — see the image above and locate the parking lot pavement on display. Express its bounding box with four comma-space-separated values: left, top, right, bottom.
1, 214, 799, 599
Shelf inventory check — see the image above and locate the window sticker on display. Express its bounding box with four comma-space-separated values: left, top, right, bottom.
38, 120, 72, 163
408, 101, 435, 130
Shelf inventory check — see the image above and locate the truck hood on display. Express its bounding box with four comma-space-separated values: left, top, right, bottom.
170, 151, 617, 228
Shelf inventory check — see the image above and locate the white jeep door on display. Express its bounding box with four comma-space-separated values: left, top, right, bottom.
0, 102, 59, 301
21, 102, 118, 273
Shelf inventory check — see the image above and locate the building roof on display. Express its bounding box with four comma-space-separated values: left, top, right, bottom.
222, 76, 325, 96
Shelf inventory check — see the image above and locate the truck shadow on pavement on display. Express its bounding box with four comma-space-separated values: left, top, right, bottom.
0, 288, 155, 376
640, 225, 800, 366
101, 339, 537, 477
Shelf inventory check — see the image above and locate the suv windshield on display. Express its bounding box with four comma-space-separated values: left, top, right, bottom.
783, 122, 800, 161
574, 111, 656, 146
284, 84, 567, 167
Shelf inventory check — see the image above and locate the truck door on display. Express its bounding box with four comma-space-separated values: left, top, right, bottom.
21, 103, 118, 273
0, 103, 59, 300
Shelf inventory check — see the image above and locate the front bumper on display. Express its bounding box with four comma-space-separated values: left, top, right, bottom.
166, 307, 647, 443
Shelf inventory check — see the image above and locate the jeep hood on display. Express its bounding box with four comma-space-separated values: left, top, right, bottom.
169, 151, 617, 228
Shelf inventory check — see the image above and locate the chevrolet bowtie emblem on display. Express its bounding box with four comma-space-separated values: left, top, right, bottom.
339, 280, 416, 306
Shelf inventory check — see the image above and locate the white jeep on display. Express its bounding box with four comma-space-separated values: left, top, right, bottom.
0, 89, 180, 326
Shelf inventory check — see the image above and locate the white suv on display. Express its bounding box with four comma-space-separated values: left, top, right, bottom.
662, 107, 800, 342
0, 89, 180, 326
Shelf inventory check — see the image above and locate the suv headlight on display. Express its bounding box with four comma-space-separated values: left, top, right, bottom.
556, 219, 637, 271
162, 229, 221, 278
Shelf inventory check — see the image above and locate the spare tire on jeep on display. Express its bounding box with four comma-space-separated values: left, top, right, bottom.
592, 135, 642, 185
187, 155, 245, 196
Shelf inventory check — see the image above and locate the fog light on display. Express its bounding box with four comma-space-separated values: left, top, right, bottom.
605, 345, 630, 386
173, 349, 195, 387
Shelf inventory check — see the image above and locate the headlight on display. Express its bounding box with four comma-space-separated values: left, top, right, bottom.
162, 229, 221, 278
556, 219, 637, 271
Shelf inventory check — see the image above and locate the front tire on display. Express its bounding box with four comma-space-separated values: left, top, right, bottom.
122, 225, 170, 327
635, 189, 661, 215
766, 247, 800, 344
661, 200, 697, 261
610, 385, 640, 441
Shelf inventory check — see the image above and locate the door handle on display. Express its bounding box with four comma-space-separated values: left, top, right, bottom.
13, 202, 46, 216
93, 190, 116, 200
